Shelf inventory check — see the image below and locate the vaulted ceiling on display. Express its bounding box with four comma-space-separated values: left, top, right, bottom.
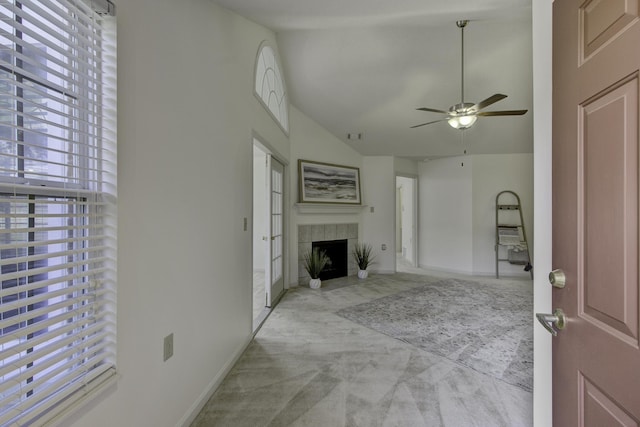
213, 0, 533, 160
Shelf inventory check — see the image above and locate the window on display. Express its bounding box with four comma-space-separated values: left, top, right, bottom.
0, 1, 116, 425
255, 43, 289, 133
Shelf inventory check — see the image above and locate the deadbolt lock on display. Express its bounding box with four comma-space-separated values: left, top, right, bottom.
549, 269, 566, 288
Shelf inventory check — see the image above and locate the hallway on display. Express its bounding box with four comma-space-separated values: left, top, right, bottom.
192, 271, 533, 426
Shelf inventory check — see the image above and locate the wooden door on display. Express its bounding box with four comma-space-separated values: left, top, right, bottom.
552, 0, 640, 425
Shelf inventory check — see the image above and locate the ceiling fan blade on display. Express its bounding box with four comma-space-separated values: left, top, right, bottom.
472, 94, 507, 111
416, 107, 449, 114
410, 118, 449, 128
477, 110, 528, 116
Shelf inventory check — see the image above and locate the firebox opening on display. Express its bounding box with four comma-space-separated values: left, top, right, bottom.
312, 239, 348, 281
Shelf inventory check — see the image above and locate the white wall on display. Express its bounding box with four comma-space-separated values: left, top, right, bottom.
394, 157, 419, 176
362, 156, 397, 273
56, 1, 549, 425
419, 156, 474, 273
472, 154, 534, 276
287, 105, 364, 285
67, 1, 291, 426
418, 154, 533, 276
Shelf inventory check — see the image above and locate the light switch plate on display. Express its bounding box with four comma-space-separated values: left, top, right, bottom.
164, 333, 174, 361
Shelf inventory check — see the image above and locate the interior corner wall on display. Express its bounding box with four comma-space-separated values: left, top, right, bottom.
362, 156, 397, 274
394, 156, 419, 176
419, 156, 474, 274
472, 154, 534, 276
288, 105, 364, 286
418, 153, 533, 276
67, 1, 292, 426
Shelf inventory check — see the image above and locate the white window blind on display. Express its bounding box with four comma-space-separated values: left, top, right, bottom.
255, 44, 289, 133
0, 0, 116, 425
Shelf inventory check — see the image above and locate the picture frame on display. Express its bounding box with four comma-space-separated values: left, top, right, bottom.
298, 159, 361, 204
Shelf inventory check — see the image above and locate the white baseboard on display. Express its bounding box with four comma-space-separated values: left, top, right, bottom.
372, 269, 395, 275
418, 264, 530, 279
177, 335, 253, 427
471, 270, 530, 278
419, 264, 474, 276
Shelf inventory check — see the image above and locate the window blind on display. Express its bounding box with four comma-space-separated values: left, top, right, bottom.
0, 1, 116, 425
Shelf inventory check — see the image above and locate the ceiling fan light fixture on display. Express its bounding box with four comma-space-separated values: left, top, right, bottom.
448, 114, 477, 129
411, 21, 527, 131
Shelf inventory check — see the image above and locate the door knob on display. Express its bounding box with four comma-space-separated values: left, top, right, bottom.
536, 309, 566, 336
549, 269, 566, 288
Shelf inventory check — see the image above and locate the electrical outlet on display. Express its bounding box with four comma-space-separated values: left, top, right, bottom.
163, 333, 174, 362
381, 244, 387, 251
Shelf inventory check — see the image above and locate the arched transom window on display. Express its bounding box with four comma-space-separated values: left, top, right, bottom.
255, 44, 289, 133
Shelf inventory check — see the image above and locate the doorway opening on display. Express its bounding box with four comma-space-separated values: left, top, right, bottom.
252, 140, 286, 332
396, 176, 418, 271
252, 144, 268, 328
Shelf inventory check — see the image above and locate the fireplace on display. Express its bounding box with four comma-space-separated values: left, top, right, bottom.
313, 239, 348, 280
298, 223, 358, 285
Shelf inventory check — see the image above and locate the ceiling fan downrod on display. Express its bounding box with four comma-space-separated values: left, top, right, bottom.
457, 20, 468, 105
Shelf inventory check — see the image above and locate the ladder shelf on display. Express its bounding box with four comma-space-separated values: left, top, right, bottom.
495, 190, 532, 279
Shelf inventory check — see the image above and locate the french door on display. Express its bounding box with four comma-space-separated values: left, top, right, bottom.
265, 155, 284, 306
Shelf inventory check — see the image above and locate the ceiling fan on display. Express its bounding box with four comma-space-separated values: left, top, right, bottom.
411, 20, 527, 130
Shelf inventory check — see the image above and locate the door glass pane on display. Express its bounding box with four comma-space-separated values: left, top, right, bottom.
270, 165, 283, 283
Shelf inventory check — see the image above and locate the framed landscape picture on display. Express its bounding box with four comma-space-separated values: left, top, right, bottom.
298, 159, 361, 204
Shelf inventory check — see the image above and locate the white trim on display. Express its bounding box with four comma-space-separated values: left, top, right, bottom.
418, 264, 474, 276
253, 41, 290, 136
370, 269, 396, 275
251, 134, 289, 309
37, 370, 119, 427
252, 131, 290, 167
294, 203, 368, 215
532, 1, 553, 426
177, 336, 253, 427
395, 174, 419, 269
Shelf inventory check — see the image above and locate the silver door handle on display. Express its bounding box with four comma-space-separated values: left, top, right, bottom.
536, 309, 566, 336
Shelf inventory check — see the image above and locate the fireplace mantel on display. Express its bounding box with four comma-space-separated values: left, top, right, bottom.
294, 203, 368, 215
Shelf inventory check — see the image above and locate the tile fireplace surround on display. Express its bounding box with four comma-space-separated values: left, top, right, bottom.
298, 223, 358, 285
